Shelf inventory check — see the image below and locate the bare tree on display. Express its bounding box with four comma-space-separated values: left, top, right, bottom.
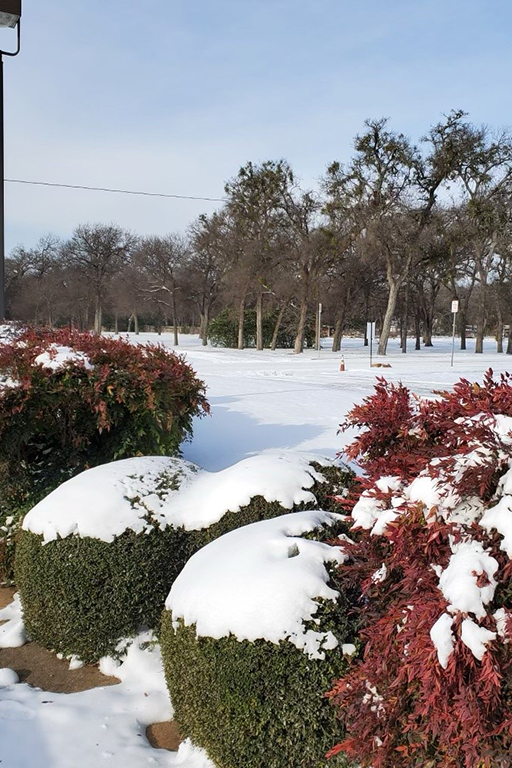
63, 224, 135, 333
138, 234, 188, 345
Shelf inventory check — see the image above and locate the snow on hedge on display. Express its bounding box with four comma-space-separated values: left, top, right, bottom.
22, 456, 199, 543
165, 452, 333, 530
166, 510, 349, 659
34, 344, 93, 370
23, 451, 337, 543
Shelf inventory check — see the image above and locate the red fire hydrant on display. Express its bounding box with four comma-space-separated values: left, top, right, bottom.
339, 356, 345, 372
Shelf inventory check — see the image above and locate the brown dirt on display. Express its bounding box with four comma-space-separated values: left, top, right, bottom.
146, 720, 182, 751
0, 585, 15, 610
0, 642, 120, 693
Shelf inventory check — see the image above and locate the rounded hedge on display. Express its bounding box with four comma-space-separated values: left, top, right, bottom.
16, 454, 353, 663
161, 511, 357, 768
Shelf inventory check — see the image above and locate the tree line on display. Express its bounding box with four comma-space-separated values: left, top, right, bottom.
6, 110, 512, 354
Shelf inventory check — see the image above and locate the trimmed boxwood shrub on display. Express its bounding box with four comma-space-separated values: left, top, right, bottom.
161, 513, 356, 768
16, 456, 354, 662
0, 326, 208, 582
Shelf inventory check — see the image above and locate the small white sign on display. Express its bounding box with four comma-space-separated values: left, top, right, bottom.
451, 300, 459, 313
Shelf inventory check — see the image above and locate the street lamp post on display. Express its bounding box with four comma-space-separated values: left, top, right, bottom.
0, 0, 21, 321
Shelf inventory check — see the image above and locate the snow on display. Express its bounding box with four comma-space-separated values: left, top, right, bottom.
493, 608, 509, 640
341, 643, 357, 656
0, 594, 27, 648
493, 414, 512, 445
166, 510, 349, 659
0, 605, 214, 768
375, 476, 402, 493
407, 476, 441, 512
438, 541, 498, 619
23, 456, 199, 543
162, 451, 333, 530
23, 451, 336, 543
480, 462, 512, 557
0, 668, 19, 686
0, 375, 19, 390
351, 493, 387, 530
480, 495, 512, 556
34, 344, 93, 370
460, 618, 496, 660
430, 613, 455, 669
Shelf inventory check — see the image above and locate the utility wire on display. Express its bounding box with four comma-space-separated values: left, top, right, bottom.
4, 178, 226, 203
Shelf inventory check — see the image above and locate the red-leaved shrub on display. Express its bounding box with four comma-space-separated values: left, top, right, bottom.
329, 372, 512, 768
0, 326, 208, 579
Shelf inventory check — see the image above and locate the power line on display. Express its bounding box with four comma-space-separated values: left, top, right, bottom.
4, 178, 226, 203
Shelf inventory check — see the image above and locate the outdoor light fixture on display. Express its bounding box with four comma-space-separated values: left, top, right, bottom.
0, 1, 20, 29
0, 0, 21, 320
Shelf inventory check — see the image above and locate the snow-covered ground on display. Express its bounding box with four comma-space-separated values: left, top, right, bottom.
148, 333, 511, 470
0, 599, 213, 768
1, 332, 511, 768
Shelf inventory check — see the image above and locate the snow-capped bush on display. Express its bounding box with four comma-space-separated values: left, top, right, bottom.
16, 452, 353, 662
161, 510, 356, 768
0, 326, 208, 581
328, 372, 512, 768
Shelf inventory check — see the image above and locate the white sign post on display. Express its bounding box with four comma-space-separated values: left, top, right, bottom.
367, 321, 376, 367
451, 300, 459, 367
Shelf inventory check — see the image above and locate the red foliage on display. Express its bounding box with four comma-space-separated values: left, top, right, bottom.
330, 372, 512, 768
0, 326, 209, 502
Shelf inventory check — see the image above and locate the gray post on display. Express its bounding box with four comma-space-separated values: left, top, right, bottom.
0, 53, 4, 321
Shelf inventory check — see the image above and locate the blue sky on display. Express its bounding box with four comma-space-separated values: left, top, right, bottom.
3, 0, 511, 251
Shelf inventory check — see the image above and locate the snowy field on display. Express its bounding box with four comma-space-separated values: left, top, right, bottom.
1, 331, 511, 768
167, 333, 511, 470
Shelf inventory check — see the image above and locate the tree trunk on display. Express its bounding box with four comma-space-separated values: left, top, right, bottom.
401, 283, 409, 354
94, 301, 102, 335
293, 298, 308, 354
363, 292, 370, 346
114, 312, 119, 334
414, 311, 421, 350
172, 290, 179, 346
459, 311, 467, 350
475, 285, 486, 354
378, 280, 399, 356
423, 322, 433, 347
256, 288, 263, 351
497, 308, 504, 353
332, 312, 346, 353
200, 306, 210, 346
270, 304, 286, 351
134, 312, 139, 335
237, 295, 246, 350
507, 327, 512, 354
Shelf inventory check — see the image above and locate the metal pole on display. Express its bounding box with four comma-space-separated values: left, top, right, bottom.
451, 311, 456, 367
0, 53, 4, 321
0, 21, 22, 321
